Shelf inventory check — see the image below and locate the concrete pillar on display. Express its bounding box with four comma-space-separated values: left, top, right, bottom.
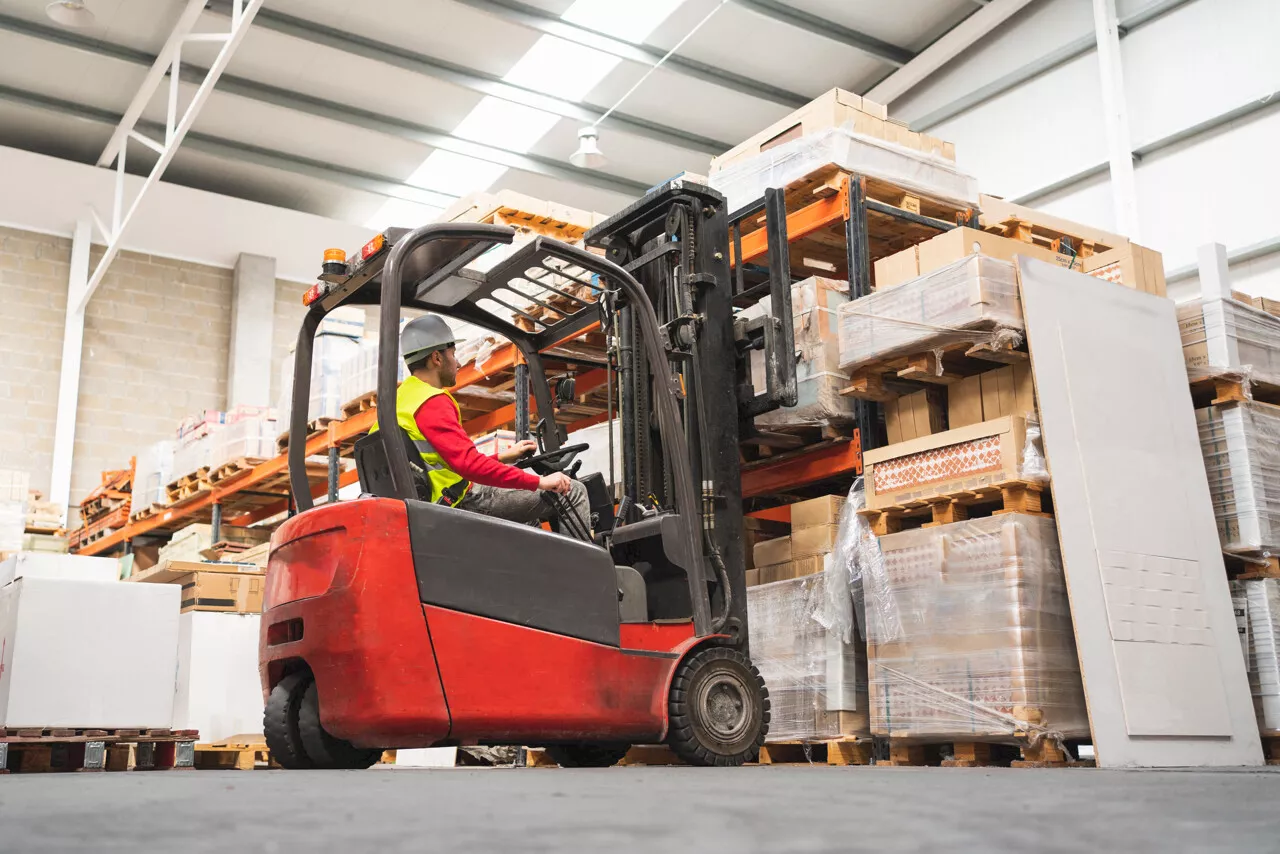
1197, 243, 1231, 301
49, 216, 92, 519
1092, 0, 1141, 240
227, 252, 276, 408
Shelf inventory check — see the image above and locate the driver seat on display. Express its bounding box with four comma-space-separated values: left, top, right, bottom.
353, 430, 433, 501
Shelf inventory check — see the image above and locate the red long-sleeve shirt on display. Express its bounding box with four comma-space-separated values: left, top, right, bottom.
413, 396, 539, 491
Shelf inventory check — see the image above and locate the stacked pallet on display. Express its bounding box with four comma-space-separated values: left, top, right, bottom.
440, 190, 605, 333
745, 495, 870, 754
1183, 274, 1280, 571
69, 462, 134, 551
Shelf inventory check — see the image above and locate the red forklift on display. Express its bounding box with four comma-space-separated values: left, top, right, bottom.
260, 180, 802, 768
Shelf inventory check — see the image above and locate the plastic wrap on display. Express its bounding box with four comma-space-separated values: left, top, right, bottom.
310, 333, 361, 421
211, 415, 278, 465
1197, 401, 1280, 553
337, 336, 408, 408
747, 569, 869, 742
837, 256, 1023, 373
746, 277, 855, 428
456, 334, 502, 374
709, 125, 979, 214
1179, 297, 1280, 385
1238, 578, 1280, 733
131, 441, 175, 516
864, 513, 1089, 744
172, 425, 223, 479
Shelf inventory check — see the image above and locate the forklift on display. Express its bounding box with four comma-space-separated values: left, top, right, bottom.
260, 179, 800, 768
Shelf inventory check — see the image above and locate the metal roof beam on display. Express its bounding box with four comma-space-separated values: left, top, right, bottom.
205, 0, 729, 153
733, 0, 914, 66
449, 0, 808, 108
0, 13, 651, 197
81, 0, 265, 311
0, 84, 463, 211
864, 0, 1036, 106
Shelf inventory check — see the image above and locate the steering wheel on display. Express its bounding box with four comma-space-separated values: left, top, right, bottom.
513, 442, 588, 476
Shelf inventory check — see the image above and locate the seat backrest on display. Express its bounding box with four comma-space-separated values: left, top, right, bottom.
353, 431, 431, 500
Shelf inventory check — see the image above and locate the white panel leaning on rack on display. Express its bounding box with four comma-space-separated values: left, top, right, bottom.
1017, 256, 1263, 768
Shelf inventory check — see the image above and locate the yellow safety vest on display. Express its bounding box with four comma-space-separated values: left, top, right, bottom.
369, 376, 471, 506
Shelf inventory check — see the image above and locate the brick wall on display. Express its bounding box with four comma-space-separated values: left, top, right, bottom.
0, 223, 383, 509
0, 227, 70, 497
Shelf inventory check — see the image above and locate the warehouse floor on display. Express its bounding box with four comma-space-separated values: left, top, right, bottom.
5, 766, 1279, 851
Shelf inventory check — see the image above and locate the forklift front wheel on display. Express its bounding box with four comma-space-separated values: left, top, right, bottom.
666, 647, 769, 767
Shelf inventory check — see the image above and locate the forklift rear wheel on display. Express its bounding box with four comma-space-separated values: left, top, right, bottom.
543, 743, 631, 768
666, 647, 769, 767
297, 680, 383, 770
263, 670, 315, 770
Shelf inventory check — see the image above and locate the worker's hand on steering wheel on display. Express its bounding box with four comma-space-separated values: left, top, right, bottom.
498, 439, 538, 464
538, 472, 573, 495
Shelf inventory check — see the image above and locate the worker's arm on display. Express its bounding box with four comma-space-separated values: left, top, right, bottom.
414, 396, 541, 491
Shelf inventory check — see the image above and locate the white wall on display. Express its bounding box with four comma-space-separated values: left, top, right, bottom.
890, 0, 1280, 301
0, 145, 374, 284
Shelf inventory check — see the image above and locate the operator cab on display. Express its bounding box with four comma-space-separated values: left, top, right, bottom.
288, 222, 717, 636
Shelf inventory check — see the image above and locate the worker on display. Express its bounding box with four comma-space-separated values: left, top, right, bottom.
387, 314, 592, 540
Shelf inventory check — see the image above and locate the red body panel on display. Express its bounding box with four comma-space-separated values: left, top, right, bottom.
260, 499, 451, 748
262, 497, 725, 749
425, 606, 678, 743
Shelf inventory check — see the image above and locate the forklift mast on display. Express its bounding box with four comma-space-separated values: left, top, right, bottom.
585, 178, 797, 648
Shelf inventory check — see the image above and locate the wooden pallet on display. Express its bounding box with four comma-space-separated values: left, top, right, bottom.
194, 740, 270, 770
341, 391, 378, 418
840, 337, 1028, 403
0, 728, 198, 774
1188, 371, 1280, 408
741, 420, 856, 459
859, 479, 1049, 536
276, 417, 338, 453
206, 457, 266, 486
736, 167, 975, 280
165, 468, 212, 504
1223, 551, 1280, 580
756, 738, 874, 766
879, 739, 1075, 768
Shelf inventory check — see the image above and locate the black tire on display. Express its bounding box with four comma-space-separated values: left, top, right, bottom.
297, 680, 382, 770
264, 671, 315, 770
666, 646, 769, 767
543, 743, 631, 768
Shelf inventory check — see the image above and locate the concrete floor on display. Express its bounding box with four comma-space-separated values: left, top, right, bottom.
3, 766, 1279, 852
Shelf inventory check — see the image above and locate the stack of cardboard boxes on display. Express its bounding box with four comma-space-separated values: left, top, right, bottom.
745, 495, 868, 742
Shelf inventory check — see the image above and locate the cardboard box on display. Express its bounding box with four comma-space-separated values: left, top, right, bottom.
1197, 402, 1280, 552
753, 537, 793, 569
0, 552, 118, 587
917, 227, 1080, 277
1178, 298, 1280, 384
948, 374, 984, 431
0, 577, 179, 728
179, 571, 264, 614
874, 246, 919, 290
791, 524, 839, 559
1084, 243, 1167, 297
129, 559, 261, 584
865, 416, 1029, 510
885, 390, 945, 444
790, 495, 846, 530
174, 612, 264, 743
948, 365, 1035, 430
745, 568, 762, 587
792, 555, 825, 578
757, 562, 794, 584
710, 88, 954, 174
